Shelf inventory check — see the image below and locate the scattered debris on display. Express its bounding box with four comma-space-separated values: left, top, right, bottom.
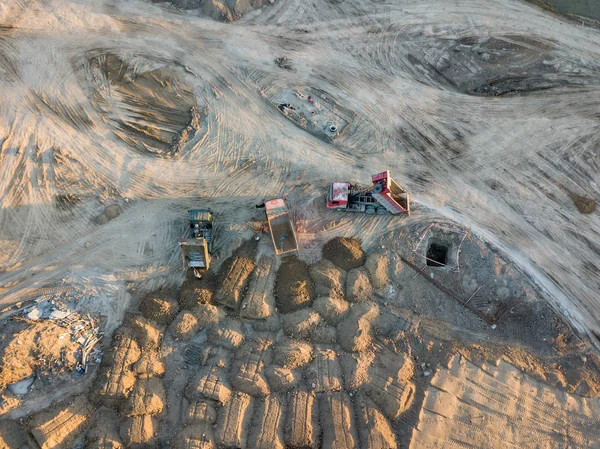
275, 56, 292, 70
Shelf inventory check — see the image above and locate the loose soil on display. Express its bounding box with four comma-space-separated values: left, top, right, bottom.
3, 0, 600, 446
2, 237, 600, 448
178, 272, 215, 310
0, 319, 94, 389
322, 237, 367, 272
139, 292, 179, 326
275, 256, 315, 313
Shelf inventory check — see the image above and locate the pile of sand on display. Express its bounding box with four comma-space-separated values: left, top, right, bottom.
133, 351, 165, 378
322, 237, 366, 271
127, 315, 164, 350
0, 320, 88, 389
178, 274, 215, 310
0, 420, 25, 448
273, 339, 313, 369
214, 256, 255, 310
86, 407, 123, 449
275, 256, 315, 313
29, 395, 92, 449
170, 312, 200, 341
139, 292, 179, 325
346, 267, 373, 302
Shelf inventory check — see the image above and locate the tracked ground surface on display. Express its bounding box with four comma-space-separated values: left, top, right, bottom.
1, 0, 600, 446
1, 0, 600, 341
409, 355, 600, 448
85, 53, 204, 157
0, 236, 599, 446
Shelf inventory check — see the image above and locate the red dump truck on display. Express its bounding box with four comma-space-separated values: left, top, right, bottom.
326, 170, 410, 215
264, 198, 299, 255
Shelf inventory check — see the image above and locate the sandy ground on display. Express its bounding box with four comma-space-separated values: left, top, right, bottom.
1, 4, 600, 446
1, 0, 599, 345
2, 235, 598, 448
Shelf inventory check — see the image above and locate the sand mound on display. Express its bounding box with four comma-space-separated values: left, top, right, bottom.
305, 346, 343, 392
322, 237, 366, 271
124, 377, 166, 417
285, 390, 320, 449
265, 366, 299, 392
127, 315, 164, 350
273, 339, 313, 369
247, 394, 285, 449
309, 259, 347, 297
320, 392, 359, 449
365, 252, 391, 290
120, 415, 158, 449
29, 395, 92, 449
231, 338, 273, 397
95, 326, 141, 405
171, 311, 200, 340
209, 318, 245, 349
192, 303, 224, 328
215, 392, 254, 448
104, 326, 142, 368
178, 274, 215, 309
356, 394, 397, 449
86, 407, 124, 449
241, 255, 277, 319
184, 400, 217, 425
275, 256, 315, 313
173, 422, 214, 449
282, 309, 322, 339
95, 367, 137, 406
313, 295, 349, 324
0, 320, 84, 389
0, 420, 25, 449
570, 192, 597, 214
133, 350, 165, 378
337, 302, 379, 353
139, 292, 179, 325
346, 267, 373, 303
95, 204, 121, 225
214, 256, 255, 310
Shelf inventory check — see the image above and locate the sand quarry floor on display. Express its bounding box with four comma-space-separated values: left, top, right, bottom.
1, 0, 600, 447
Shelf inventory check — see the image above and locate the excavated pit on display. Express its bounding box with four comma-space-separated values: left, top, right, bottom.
83, 53, 204, 157
404, 34, 578, 96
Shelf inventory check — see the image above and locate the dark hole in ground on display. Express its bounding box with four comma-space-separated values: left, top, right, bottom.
427, 242, 448, 267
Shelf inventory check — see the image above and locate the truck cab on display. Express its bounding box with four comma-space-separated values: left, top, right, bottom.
327, 182, 350, 210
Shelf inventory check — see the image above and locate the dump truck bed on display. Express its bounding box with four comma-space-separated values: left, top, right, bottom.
265, 199, 298, 255
371, 170, 410, 215
180, 238, 210, 269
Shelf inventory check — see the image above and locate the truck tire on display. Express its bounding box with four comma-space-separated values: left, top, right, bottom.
365, 206, 376, 214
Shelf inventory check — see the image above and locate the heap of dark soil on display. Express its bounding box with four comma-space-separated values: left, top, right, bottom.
275, 256, 315, 313
178, 271, 215, 310
322, 237, 366, 271
139, 291, 179, 325
570, 193, 596, 214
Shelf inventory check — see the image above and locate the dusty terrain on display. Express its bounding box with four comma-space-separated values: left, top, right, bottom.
1, 236, 599, 448
1, 0, 600, 447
